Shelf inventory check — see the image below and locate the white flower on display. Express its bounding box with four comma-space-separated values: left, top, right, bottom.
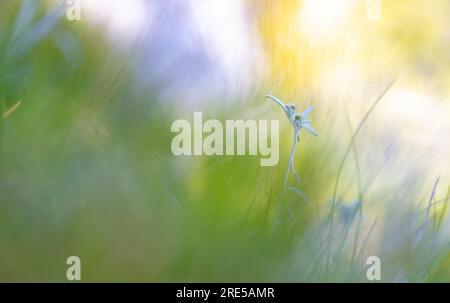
265, 94, 318, 185
294, 106, 318, 140
265, 95, 318, 141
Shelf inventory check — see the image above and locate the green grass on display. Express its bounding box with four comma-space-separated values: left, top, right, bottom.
0, 1, 449, 282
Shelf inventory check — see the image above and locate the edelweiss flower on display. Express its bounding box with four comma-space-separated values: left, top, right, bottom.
265, 94, 318, 184
265, 95, 318, 141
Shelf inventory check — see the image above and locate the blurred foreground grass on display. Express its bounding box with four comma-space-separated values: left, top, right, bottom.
0, 1, 449, 282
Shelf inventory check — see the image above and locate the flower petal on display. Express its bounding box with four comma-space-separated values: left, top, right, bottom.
301, 123, 319, 136
265, 95, 289, 116
301, 105, 315, 117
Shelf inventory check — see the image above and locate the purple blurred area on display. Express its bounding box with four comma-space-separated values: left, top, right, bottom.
84, 0, 265, 106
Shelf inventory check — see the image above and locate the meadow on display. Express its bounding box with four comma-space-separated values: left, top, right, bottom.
0, 0, 449, 282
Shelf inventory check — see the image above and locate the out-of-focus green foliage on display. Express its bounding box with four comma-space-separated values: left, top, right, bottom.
0, 1, 449, 282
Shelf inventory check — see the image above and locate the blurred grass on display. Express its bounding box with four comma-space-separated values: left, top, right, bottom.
0, 1, 449, 282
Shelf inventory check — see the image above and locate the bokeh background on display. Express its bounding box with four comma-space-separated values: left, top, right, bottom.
0, 0, 449, 281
